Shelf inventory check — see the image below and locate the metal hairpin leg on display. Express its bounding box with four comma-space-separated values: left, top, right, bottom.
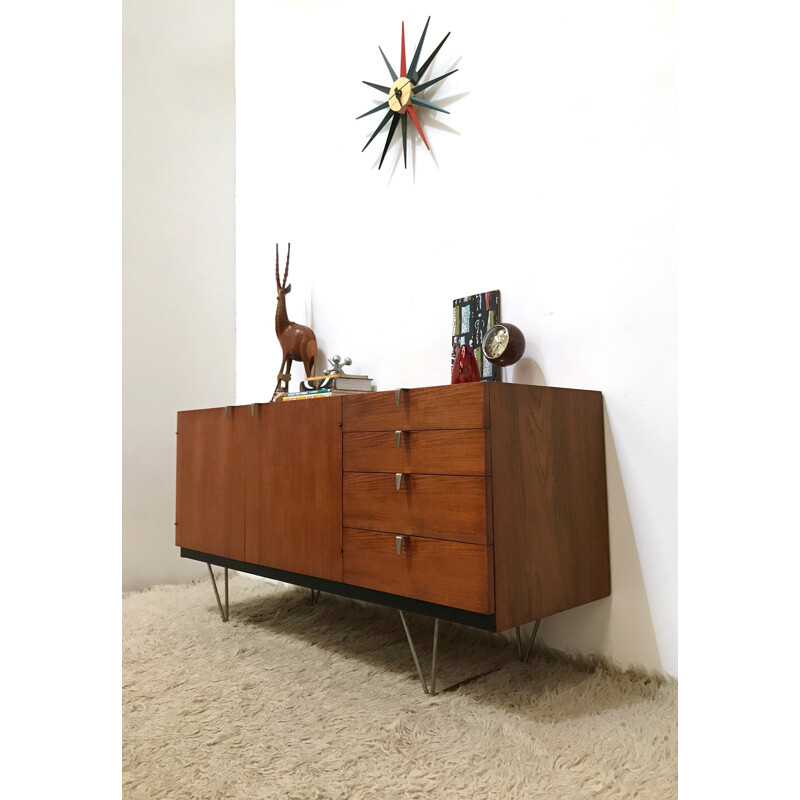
207, 563, 229, 622
310, 588, 321, 605
399, 613, 509, 696
399, 610, 431, 694
430, 619, 440, 696
515, 619, 541, 662
398, 613, 442, 696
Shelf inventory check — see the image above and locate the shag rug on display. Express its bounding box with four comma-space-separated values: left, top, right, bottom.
123, 574, 677, 799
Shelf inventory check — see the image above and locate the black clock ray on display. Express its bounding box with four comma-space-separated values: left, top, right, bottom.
411, 31, 451, 84
378, 113, 401, 170
362, 80, 391, 94
361, 109, 394, 152
401, 114, 408, 168
412, 69, 458, 96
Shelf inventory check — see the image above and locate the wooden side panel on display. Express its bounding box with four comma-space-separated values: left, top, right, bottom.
343, 473, 492, 545
342, 383, 488, 431
489, 384, 610, 630
343, 529, 493, 614
343, 429, 490, 475
175, 406, 246, 560
245, 397, 343, 581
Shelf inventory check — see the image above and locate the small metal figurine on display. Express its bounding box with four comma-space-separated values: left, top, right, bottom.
325, 355, 352, 375
273, 244, 318, 400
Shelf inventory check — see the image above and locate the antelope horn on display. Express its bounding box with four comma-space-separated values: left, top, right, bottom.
283, 243, 291, 287
275, 243, 280, 289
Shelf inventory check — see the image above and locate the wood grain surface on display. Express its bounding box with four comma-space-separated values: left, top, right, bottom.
343, 472, 492, 544
175, 406, 246, 561
245, 398, 343, 580
343, 429, 490, 475
342, 528, 494, 613
342, 383, 489, 431
488, 384, 610, 630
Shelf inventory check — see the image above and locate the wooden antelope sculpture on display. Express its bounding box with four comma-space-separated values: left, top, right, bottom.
273, 243, 317, 399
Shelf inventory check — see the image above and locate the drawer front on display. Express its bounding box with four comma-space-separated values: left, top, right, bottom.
343, 429, 490, 476
342, 383, 488, 431
343, 472, 492, 544
342, 528, 494, 614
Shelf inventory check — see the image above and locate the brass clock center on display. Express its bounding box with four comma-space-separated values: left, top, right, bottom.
388, 77, 414, 112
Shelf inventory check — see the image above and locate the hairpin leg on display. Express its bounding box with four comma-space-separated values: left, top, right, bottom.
310, 588, 321, 605
399, 610, 429, 694
430, 618, 440, 696
399, 613, 511, 695
207, 563, 229, 622
522, 619, 541, 663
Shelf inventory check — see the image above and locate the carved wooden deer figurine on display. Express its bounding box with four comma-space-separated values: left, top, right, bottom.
273, 243, 317, 398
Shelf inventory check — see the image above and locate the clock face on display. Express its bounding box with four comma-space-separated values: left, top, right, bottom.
484, 326, 510, 359
483, 323, 526, 367
357, 17, 457, 169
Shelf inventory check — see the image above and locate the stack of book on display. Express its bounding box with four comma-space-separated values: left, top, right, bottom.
281, 374, 374, 402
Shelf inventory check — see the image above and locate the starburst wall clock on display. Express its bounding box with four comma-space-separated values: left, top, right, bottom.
357, 16, 457, 169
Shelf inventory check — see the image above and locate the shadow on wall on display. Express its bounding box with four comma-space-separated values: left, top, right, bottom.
507, 362, 663, 673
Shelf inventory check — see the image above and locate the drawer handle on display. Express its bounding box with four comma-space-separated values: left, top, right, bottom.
395, 473, 405, 490
396, 535, 409, 554
395, 430, 404, 448
394, 388, 407, 405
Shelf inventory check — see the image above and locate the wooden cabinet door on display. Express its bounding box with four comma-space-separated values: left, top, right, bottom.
245, 398, 343, 580
175, 406, 246, 561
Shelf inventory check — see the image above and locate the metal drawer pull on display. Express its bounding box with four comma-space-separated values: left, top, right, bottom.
396, 535, 409, 554
394, 388, 407, 405
395, 430, 404, 447
396, 473, 405, 490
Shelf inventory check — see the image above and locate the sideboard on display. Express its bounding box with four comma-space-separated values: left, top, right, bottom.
176, 383, 610, 690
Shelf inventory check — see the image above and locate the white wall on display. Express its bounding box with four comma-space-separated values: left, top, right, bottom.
123, 0, 236, 591
236, 1, 676, 674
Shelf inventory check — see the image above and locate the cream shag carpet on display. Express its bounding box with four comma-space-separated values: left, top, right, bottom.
123, 574, 677, 799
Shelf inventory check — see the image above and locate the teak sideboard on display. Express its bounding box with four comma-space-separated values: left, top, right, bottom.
176, 383, 610, 636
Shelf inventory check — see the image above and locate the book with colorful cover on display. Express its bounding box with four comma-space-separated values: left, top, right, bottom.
281, 389, 334, 402
451, 291, 501, 381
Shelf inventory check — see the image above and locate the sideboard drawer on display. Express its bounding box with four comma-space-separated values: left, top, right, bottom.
343, 472, 492, 544
342, 528, 494, 614
342, 383, 488, 431
343, 429, 490, 476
